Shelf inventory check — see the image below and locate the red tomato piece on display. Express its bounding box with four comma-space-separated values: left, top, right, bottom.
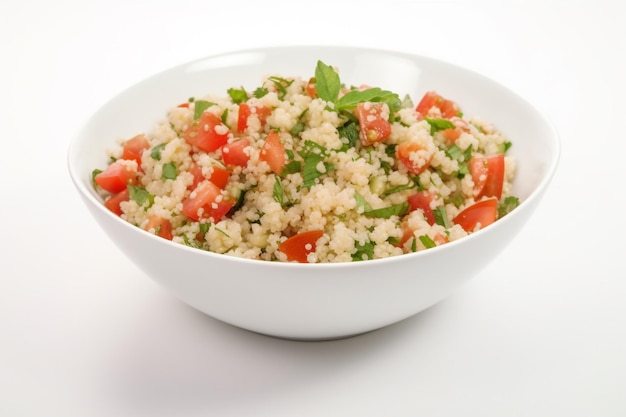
396, 142, 432, 175
222, 138, 251, 168
122, 134, 150, 167
407, 191, 436, 225
237, 103, 271, 133
184, 112, 230, 152
95, 161, 138, 194
144, 215, 173, 240
355, 102, 392, 146
259, 131, 286, 174
182, 180, 234, 222
208, 165, 230, 189
453, 198, 498, 232
188, 163, 230, 190
278, 230, 324, 263
103, 188, 130, 216
305, 77, 317, 98
469, 154, 505, 199
416, 91, 461, 119
187, 163, 205, 190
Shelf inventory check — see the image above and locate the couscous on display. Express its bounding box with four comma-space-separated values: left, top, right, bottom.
92, 61, 519, 263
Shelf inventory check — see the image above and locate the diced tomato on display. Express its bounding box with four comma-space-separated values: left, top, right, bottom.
259, 131, 285, 174
440, 117, 470, 142
188, 163, 230, 190
407, 191, 436, 225
416, 91, 461, 119
396, 142, 432, 175
177, 102, 190, 108
222, 138, 251, 168
355, 102, 392, 146
182, 180, 235, 222
208, 165, 230, 189
103, 188, 130, 216
144, 215, 173, 240
278, 230, 324, 263
95, 161, 138, 194
122, 134, 150, 167
184, 112, 230, 152
237, 103, 272, 133
469, 154, 505, 199
453, 198, 498, 232
305, 77, 317, 98
187, 163, 205, 190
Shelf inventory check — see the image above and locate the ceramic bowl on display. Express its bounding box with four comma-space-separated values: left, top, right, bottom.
68, 46, 560, 340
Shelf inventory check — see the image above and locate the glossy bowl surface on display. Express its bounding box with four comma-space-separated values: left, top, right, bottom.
68, 46, 560, 340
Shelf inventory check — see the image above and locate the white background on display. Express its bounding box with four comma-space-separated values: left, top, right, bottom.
2, 1, 625, 416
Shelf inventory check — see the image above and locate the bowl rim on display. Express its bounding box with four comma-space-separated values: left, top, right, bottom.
67, 44, 561, 269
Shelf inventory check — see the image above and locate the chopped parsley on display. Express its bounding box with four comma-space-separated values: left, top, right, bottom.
162, 162, 177, 180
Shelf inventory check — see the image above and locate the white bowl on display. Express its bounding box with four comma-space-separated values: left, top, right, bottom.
68, 46, 560, 340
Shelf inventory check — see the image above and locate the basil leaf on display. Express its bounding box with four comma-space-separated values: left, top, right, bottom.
364, 201, 409, 219
162, 162, 177, 180
315, 60, 341, 103
194, 100, 215, 120
150, 143, 166, 161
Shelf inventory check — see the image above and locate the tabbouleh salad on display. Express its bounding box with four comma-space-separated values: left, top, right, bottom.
92, 61, 519, 263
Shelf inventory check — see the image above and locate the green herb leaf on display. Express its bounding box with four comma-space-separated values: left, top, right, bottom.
380, 182, 417, 197
425, 117, 456, 134
299, 140, 332, 189
199, 222, 210, 236
352, 240, 375, 261
335, 87, 402, 114
433, 206, 452, 228
337, 120, 359, 150
273, 176, 284, 207
253, 87, 269, 98
364, 201, 409, 219
498, 196, 520, 218
227, 87, 248, 104
314, 60, 341, 103
354, 192, 373, 213
194, 100, 215, 120
281, 160, 302, 176
150, 143, 166, 160
91, 169, 102, 189
419, 235, 437, 249
128, 185, 152, 207
162, 162, 177, 180
289, 109, 309, 136
268, 76, 293, 100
